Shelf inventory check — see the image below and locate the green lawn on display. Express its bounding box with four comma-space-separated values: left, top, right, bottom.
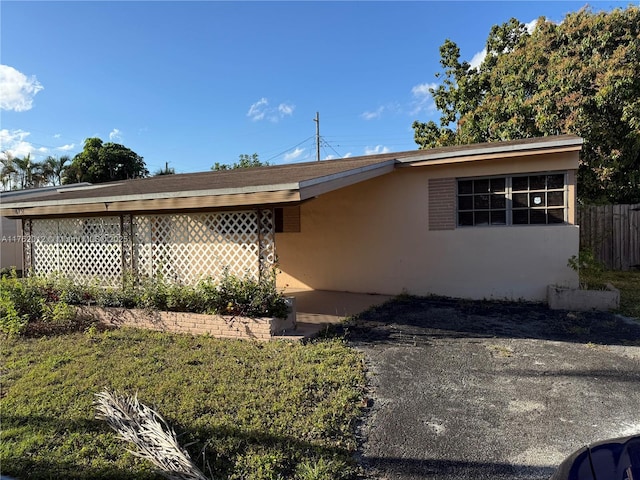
0, 329, 366, 480
594, 270, 640, 319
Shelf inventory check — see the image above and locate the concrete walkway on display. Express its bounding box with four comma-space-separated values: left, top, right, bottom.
275, 289, 393, 340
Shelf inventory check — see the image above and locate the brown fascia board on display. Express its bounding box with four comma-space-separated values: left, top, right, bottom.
0, 159, 396, 218
396, 135, 584, 167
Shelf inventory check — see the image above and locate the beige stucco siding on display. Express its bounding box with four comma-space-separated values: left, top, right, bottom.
0, 217, 22, 270
276, 152, 579, 301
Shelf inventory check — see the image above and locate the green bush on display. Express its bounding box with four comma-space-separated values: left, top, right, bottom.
0, 268, 290, 337
0, 289, 28, 335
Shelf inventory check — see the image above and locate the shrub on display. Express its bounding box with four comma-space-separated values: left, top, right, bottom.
0, 289, 28, 335
568, 248, 606, 289
1, 268, 289, 336
42, 301, 77, 326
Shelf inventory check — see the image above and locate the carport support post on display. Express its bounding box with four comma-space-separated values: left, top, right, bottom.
120, 214, 136, 288
22, 218, 33, 274
257, 208, 264, 280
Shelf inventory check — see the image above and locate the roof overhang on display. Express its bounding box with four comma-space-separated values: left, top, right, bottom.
0, 160, 396, 218
397, 136, 584, 167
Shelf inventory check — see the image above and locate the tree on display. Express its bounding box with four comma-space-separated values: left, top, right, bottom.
64, 138, 148, 184
211, 153, 269, 171
10, 154, 46, 189
413, 6, 640, 204
1, 153, 18, 191
43, 155, 70, 186
153, 162, 175, 176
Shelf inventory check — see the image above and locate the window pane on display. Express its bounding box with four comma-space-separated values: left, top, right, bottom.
547, 174, 564, 189
548, 208, 565, 223
491, 210, 506, 225
513, 210, 529, 224
491, 194, 506, 209
474, 194, 490, 209
474, 179, 490, 193
529, 175, 546, 190
458, 212, 473, 226
530, 193, 546, 207
547, 191, 564, 206
474, 211, 490, 225
513, 193, 529, 208
490, 178, 505, 192
458, 180, 473, 194
458, 196, 473, 210
530, 210, 547, 224
512, 176, 529, 191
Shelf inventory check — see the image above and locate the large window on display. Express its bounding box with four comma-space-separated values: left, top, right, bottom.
457, 173, 566, 227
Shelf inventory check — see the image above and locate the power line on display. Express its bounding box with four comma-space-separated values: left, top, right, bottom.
263, 136, 315, 164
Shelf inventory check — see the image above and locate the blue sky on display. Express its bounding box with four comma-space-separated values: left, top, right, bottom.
0, 1, 630, 175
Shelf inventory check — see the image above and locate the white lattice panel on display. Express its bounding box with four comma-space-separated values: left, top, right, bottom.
133, 210, 274, 284
30, 217, 123, 285
27, 210, 274, 286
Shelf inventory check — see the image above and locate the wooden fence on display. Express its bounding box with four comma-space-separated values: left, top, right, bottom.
578, 204, 640, 270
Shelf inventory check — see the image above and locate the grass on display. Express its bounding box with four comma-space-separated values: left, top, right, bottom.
583, 270, 640, 319
0, 328, 366, 480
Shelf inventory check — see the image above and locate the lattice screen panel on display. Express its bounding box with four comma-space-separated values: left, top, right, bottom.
26, 210, 274, 286
133, 210, 274, 284
30, 217, 123, 285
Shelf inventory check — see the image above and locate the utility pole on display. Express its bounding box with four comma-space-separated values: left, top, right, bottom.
314, 112, 320, 161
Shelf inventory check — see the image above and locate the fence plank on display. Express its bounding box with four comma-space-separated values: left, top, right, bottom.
578, 204, 640, 270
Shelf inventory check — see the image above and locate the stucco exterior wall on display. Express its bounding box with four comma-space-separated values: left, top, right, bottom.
275, 151, 580, 301
0, 217, 22, 270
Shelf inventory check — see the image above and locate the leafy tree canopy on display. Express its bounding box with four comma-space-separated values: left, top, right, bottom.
64, 138, 148, 184
413, 6, 640, 204
212, 153, 269, 171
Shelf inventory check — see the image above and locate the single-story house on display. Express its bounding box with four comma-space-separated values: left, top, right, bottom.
0, 135, 583, 301
1, 184, 91, 271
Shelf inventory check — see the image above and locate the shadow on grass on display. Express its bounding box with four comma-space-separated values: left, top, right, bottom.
333, 296, 640, 347
363, 455, 555, 479
1, 412, 355, 480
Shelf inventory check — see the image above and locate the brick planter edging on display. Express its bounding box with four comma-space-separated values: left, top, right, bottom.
76, 303, 296, 341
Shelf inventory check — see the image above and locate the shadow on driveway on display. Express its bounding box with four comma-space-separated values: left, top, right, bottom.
345, 296, 640, 347
347, 297, 640, 480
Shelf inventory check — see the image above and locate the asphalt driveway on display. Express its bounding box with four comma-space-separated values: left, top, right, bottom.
346, 297, 640, 480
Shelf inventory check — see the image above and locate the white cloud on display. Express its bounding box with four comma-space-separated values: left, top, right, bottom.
247, 98, 295, 122
364, 145, 390, 155
0, 129, 37, 159
57, 144, 75, 151
410, 82, 438, 115
247, 98, 268, 121
53, 133, 61, 139
469, 49, 487, 70
525, 18, 538, 34
361, 106, 385, 120
0, 65, 44, 112
109, 128, 122, 142
411, 83, 436, 98
284, 147, 305, 161
278, 103, 294, 116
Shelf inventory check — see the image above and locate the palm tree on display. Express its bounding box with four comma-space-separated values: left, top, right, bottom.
13, 154, 46, 189
43, 155, 70, 186
1, 153, 18, 191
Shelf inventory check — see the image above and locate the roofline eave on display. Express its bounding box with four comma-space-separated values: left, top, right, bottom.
396, 136, 584, 165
